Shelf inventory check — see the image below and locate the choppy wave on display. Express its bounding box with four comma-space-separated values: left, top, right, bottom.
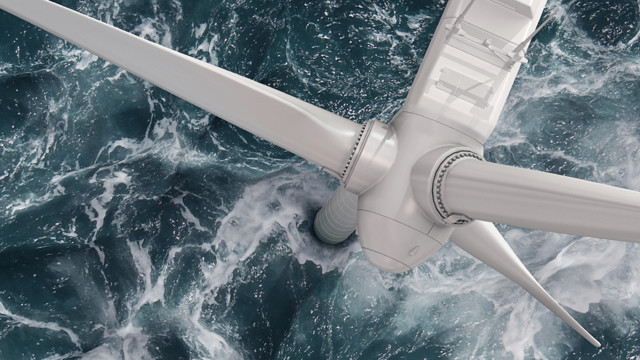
1, 0, 640, 359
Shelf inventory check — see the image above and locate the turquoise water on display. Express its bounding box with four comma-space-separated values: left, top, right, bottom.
1, 0, 639, 359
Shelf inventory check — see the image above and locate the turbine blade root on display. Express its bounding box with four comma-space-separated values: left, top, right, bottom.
444, 159, 640, 243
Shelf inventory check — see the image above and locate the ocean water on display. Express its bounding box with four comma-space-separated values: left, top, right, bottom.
0, 0, 639, 359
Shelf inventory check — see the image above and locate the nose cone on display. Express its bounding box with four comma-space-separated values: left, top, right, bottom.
361, 248, 411, 274
357, 210, 447, 273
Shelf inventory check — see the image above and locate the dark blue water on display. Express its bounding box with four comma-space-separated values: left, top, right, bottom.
0, 0, 639, 359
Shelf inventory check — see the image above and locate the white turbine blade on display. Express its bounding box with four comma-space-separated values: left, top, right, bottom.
0, 0, 361, 175
443, 159, 640, 242
398, 0, 548, 144
450, 221, 601, 347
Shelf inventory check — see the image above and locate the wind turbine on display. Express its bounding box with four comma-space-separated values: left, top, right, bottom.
2, 0, 639, 348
